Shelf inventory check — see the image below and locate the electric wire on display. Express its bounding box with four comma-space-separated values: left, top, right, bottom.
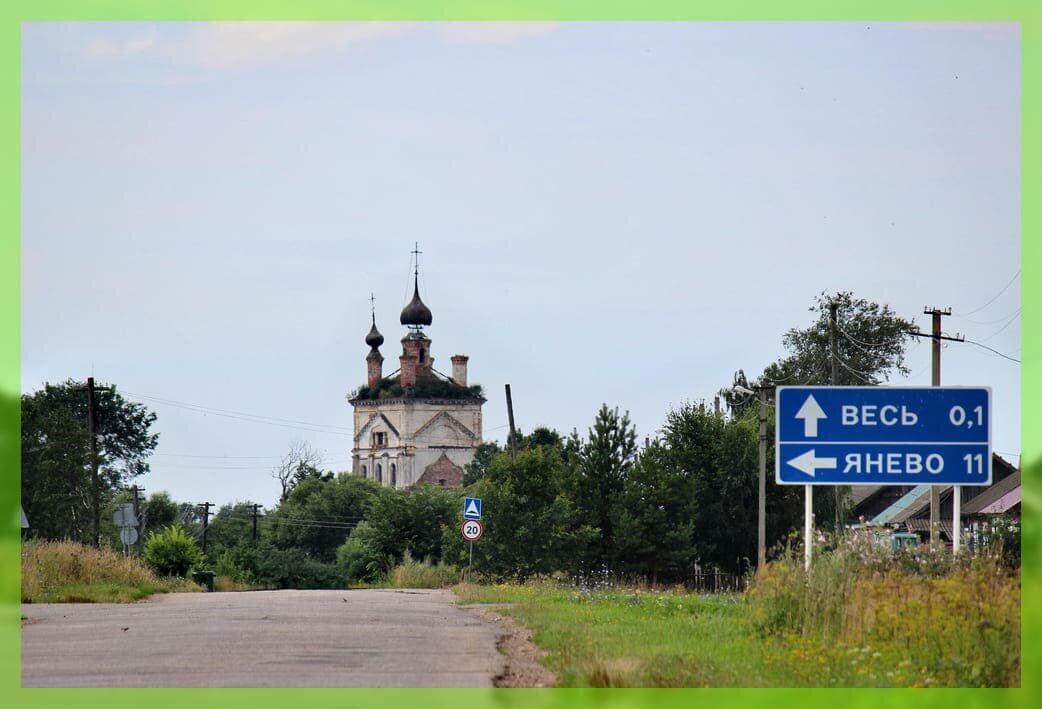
122, 390, 354, 436
961, 338, 1021, 364
958, 269, 1020, 316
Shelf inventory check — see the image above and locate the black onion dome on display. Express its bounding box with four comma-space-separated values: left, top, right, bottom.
399, 279, 433, 327
365, 317, 384, 349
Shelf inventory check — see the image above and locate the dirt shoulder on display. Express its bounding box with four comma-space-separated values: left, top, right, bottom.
460, 603, 556, 688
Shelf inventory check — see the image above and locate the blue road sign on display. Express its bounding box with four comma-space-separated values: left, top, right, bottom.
776, 386, 991, 486
463, 497, 482, 520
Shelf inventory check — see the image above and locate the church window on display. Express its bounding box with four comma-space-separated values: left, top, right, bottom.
419, 348, 426, 363
376, 464, 382, 483
361, 465, 367, 478
373, 431, 387, 447
391, 464, 397, 487
438, 479, 446, 486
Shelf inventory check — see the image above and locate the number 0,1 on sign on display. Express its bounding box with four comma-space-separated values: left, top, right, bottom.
461, 519, 483, 542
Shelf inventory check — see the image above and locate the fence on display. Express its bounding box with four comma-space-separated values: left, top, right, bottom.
687, 570, 747, 593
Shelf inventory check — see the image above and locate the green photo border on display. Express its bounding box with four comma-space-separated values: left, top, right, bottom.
3, 1, 1037, 707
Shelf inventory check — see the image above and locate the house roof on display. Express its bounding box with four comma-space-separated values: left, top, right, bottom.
962, 470, 1021, 515
871, 484, 936, 525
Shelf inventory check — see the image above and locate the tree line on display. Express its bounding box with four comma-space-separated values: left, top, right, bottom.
21, 291, 915, 586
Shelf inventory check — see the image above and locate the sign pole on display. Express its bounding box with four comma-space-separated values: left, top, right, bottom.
804, 486, 812, 571
953, 487, 961, 553
469, 541, 473, 575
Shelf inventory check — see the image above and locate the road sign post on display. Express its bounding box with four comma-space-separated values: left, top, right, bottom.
461, 518, 483, 580
777, 386, 991, 564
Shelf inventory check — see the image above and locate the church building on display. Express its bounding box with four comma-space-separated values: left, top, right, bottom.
349, 260, 485, 488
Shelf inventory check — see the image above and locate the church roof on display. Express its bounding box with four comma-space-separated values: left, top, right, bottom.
365, 315, 384, 349
400, 275, 433, 327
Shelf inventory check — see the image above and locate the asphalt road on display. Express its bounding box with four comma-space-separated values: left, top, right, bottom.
21, 589, 506, 688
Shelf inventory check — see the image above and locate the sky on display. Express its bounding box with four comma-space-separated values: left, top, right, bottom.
21, 22, 1021, 511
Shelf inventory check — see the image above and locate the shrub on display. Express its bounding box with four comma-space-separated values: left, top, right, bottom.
142, 525, 204, 577
389, 551, 459, 588
337, 521, 391, 583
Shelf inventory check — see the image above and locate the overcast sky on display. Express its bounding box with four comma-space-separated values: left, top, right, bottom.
21, 22, 1021, 510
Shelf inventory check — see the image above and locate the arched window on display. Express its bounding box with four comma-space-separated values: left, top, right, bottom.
376, 464, 382, 484
361, 465, 367, 479
390, 464, 397, 487
419, 348, 426, 363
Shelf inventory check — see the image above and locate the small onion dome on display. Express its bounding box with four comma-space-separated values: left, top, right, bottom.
400, 279, 433, 327
365, 318, 384, 349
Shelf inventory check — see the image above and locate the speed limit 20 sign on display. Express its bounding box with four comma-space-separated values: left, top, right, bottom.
461, 519, 483, 541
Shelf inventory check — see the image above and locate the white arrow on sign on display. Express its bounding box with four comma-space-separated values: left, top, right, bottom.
787, 449, 837, 478
795, 394, 827, 437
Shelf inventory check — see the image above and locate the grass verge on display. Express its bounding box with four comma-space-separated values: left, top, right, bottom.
453, 553, 1019, 687
22, 539, 200, 603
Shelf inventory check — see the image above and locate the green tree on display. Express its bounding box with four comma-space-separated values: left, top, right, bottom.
761, 291, 914, 387
446, 447, 595, 582
140, 491, 181, 538
569, 405, 638, 573
364, 485, 459, 566
21, 380, 159, 543
610, 441, 698, 583
268, 474, 383, 562
757, 292, 913, 530
205, 501, 264, 561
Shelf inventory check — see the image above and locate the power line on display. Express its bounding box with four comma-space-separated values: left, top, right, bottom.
952, 307, 1022, 326
958, 269, 1020, 316
962, 338, 1021, 364
977, 308, 1020, 343
123, 390, 354, 437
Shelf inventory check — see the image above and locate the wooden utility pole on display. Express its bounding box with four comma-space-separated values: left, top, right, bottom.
199, 502, 213, 555
830, 301, 841, 532
911, 307, 963, 551
251, 504, 262, 542
131, 485, 144, 547
73, 377, 112, 548
87, 377, 100, 548
757, 386, 767, 570
505, 384, 517, 460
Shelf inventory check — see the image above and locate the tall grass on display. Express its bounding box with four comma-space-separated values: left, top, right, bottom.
745, 533, 1020, 687
22, 540, 199, 603
387, 551, 460, 588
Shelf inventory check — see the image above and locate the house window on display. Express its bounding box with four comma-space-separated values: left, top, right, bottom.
390, 464, 397, 487
376, 464, 382, 484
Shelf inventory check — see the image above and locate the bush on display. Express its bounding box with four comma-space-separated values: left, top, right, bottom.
142, 525, 204, 577
389, 551, 459, 588
337, 522, 391, 583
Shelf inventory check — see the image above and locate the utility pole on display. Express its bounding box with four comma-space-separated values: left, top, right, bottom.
87, 377, 100, 548
71, 378, 115, 547
911, 307, 963, 552
830, 301, 841, 532
131, 485, 145, 548
251, 504, 262, 542
199, 502, 213, 555
505, 384, 517, 461
757, 386, 767, 570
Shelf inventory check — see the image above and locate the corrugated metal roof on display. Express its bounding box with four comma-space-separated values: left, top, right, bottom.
963, 471, 1021, 515
978, 487, 1021, 514
871, 485, 934, 525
